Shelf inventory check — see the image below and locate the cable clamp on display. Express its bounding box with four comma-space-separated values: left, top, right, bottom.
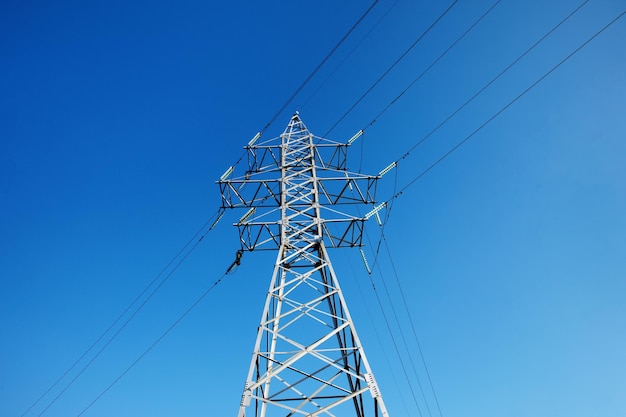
226, 249, 244, 275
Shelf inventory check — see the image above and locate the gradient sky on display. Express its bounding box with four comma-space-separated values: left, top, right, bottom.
2, 1, 625, 416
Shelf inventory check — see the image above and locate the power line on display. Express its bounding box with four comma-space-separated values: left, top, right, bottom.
298, 0, 401, 112
357, 0, 589, 200
360, 200, 441, 417
340, 167, 423, 416
227, 1, 384, 176
29, 210, 223, 416
393, 0, 590, 166
381, 232, 445, 417
388, 8, 625, 203
75, 251, 243, 416
350, 6, 619, 416
348, 174, 434, 416
24, 4, 622, 415
22, 2, 382, 406
363, 267, 426, 417
358, 197, 445, 417
343, 252, 414, 417
369, 243, 435, 416
362, 0, 503, 132
323, 0, 459, 137
259, 0, 383, 135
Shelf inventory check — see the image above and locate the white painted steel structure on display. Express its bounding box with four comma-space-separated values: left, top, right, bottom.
219, 114, 389, 417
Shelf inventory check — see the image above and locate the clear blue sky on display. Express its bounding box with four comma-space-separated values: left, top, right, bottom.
2, 1, 625, 416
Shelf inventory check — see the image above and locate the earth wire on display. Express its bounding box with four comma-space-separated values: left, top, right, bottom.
388, 9, 625, 202
323, 0, 459, 137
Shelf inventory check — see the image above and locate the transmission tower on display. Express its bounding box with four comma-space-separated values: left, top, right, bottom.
218, 113, 390, 417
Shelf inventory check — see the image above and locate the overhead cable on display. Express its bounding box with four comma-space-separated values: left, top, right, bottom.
342, 252, 414, 417
366, 0, 590, 186
75, 251, 244, 416
260, 0, 383, 135
382, 232, 445, 417
227, 0, 383, 181
361, 216, 437, 417
395, 0, 590, 165
353, 4, 609, 416
347, 173, 433, 416
363, 256, 426, 416
362, 0, 503, 132
298, 0, 400, 112
388, 8, 625, 203
324, 0, 460, 137
28, 209, 224, 416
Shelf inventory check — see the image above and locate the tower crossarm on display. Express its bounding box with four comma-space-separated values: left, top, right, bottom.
219, 169, 378, 208
218, 115, 380, 251
246, 142, 348, 173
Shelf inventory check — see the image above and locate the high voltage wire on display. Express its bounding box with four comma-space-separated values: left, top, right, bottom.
228, 0, 383, 175
242, 7, 624, 416
391, 0, 590, 167
323, 0, 459, 137
20, 4, 383, 413
387, 8, 625, 204
382, 231, 445, 417
345, 0, 499, 173
347, 172, 440, 417
25, 0, 379, 400
20, 4, 623, 415
339, 2, 535, 390
355, 0, 589, 206
349, 6, 609, 417
363, 267, 426, 417
113, 7, 624, 416
366, 242, 433, 417
23, 209, 224, 416
37, 216, 220, 416
75, 257, 241, 417
361, 0, 503, 133
342, 252, 414, 417
328, 2, 517, 401
259, 0, 382, 136
352, 186, 445, 417
337, 0, 587, 150
297, 0, 401, 112
353, 5, 614, 413
360, 205, 443, 417
352, 7, 622, 416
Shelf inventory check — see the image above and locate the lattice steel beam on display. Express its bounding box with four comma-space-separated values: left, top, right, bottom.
219, 113, 389, 417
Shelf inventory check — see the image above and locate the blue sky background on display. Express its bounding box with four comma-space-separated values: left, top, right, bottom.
2, 1, 625, 416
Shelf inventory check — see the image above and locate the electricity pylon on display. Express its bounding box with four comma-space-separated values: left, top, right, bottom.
218, 113, 390, 417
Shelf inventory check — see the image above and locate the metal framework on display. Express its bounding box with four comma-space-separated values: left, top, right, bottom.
219, 113, 389, 417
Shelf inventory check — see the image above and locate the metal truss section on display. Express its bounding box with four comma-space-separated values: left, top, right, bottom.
237, 217, 366, 251
245, 137, 348, 173
226, 114, 390, 417
219, 173, 377, 209
238, 243, 389, 417
218, 114, 379, 251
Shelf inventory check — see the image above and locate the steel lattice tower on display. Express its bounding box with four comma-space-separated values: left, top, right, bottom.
218, 113, 389, 417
